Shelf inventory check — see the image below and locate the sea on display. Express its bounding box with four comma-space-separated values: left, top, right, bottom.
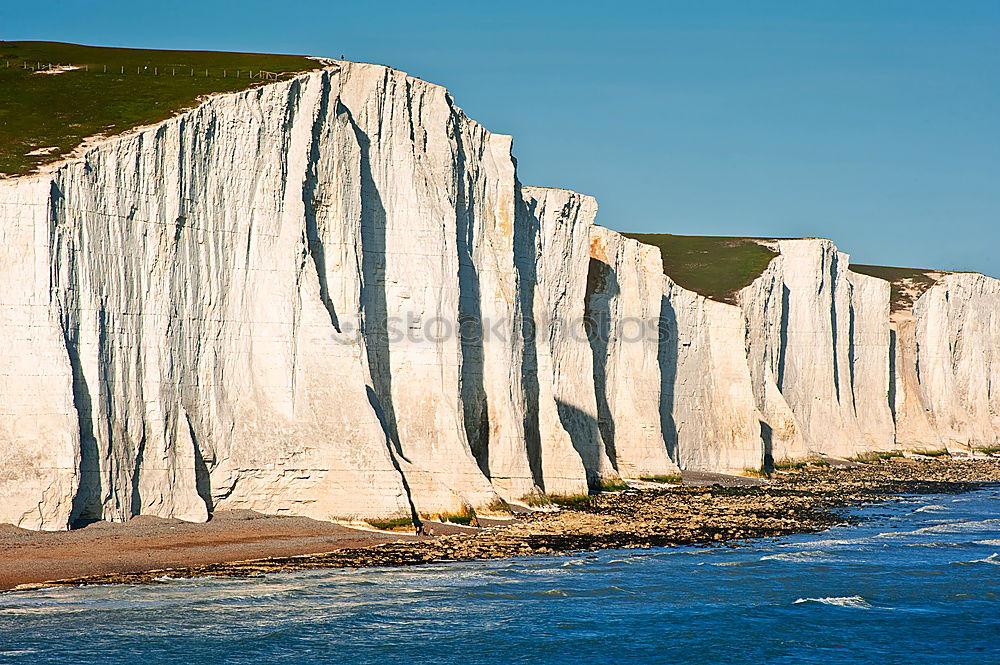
1, 486, 998, 664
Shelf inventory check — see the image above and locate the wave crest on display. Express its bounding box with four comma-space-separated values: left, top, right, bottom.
794, 595, 872, 609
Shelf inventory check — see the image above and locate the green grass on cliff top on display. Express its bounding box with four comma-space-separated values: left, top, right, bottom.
0, 41, 322, 177
623, 233, 779, 304
848, 264, 944, 312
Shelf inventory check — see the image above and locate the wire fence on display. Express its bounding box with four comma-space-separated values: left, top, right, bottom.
3, 60, 282, 80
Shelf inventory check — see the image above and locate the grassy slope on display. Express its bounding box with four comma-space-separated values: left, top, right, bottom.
848, 264, 944, 312
623, 233, 778, 304
0, 41, 322, 176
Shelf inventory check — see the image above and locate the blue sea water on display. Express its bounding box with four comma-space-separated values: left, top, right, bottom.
2, 488, 999, 665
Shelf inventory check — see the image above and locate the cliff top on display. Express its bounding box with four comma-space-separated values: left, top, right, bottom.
0, 41, 322, 177
623, 233, 778, 304
848, 264, 949, 312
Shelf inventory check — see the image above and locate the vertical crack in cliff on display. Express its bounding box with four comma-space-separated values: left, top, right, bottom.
830, 252, 842, 402
451, 110, 491, 479
187, 413, 213, 513
514, 190, 544, 490
777, 284, 790, 391
658, 294, 680, 464
50, 181, 102, 527
63, 318, 102, 527
303, 71, 341, 333
585, 257, 620, 482
847, 281, 858, 415
338, 96, 422, 530
284, 78, 307, 397
332, 79, 419, 525
888, 328, 898, 422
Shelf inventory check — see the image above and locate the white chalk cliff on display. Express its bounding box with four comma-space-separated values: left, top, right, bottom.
1, 63, 997, 530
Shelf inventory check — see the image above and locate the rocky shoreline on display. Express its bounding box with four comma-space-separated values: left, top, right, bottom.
8, 458, 1000, 591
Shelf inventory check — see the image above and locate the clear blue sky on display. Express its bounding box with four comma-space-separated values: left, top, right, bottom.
4, 1, 998, 274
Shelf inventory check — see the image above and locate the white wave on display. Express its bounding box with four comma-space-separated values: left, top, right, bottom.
0, 651, 38, 657
913, 505, 948, 514
974, 540, 1000, 546
760, 550, 831, 562
793, 537, 873, 547
876, 518, 1000, 538
969, 553, 1000, 565
560, 559, 593, 568
794, 595, 872, 609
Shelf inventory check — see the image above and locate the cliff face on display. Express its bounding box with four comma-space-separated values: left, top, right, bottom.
893, 273, 1000, 451
661, 278, 763, 474
0, 178, 81, 529
587, 227, 679, 479
1, 62, 997, 531
520, 188, 611, 494
0, 64, 654, 530
739, 240, 896, 462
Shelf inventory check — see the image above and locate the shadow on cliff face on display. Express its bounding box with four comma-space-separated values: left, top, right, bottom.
53, 179, 103, 528
189, 416, 214, 513
585, 257, 619, 471
343, 102, 403, 459
777, 284, 790, 391
830, 251, 842, 402
343, 99, 420, 526
303, 73, 341, 334
888, 328, 897, 422
453, 121, 491, 480
555, 400, 608, 490
658, 294, 680, 465
515, 189, 544, 490
760, 420, 775, 473
63, 322, 103, 528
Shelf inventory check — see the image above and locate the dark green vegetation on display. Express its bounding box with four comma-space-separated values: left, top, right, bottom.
443, 515, 475, 526
484, 497, 512, 513
625, 234, 778, 304
520, 493, 555, 508
850, 450, 905, 463
548, 494, 594, 509
915, 449, 951, 458
0, 41, 322, 176
366, 517, 414, 531
849, 264, 943, 312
